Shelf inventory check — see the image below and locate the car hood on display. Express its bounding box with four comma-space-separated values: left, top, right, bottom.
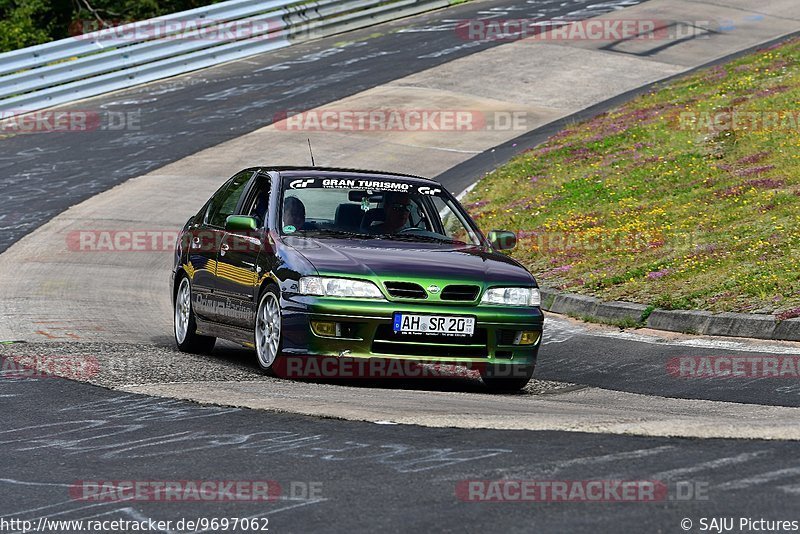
281, 237, 535, 285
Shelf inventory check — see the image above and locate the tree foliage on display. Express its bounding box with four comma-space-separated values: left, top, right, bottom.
0, 0, 220, 52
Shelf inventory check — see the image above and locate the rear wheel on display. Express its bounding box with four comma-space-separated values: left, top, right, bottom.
174, 276, 216, 354
255, 285, 283, 375
480, 363, 535, 393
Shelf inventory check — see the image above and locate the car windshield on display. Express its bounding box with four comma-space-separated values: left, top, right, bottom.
279, 176, 483, 246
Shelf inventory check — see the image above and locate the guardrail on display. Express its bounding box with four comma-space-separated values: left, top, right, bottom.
0, 0, 452, 117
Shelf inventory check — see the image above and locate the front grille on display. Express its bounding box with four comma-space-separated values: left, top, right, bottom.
384, 281, 427, 299
372, 324, 488, 358
440, 284, 480, 301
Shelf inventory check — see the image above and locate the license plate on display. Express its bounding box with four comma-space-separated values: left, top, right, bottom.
392, 313, 475, 336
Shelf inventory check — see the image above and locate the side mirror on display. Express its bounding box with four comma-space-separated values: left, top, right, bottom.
225, 215, 258, 232
487, 230, 517, 250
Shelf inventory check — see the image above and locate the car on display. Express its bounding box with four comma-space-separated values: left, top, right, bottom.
171, 167, 544, 391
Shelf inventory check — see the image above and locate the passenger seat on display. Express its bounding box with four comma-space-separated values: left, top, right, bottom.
335, 203, 365, 232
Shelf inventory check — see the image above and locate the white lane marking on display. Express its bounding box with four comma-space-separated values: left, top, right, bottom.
719, 467, 800, 491
417, 40, 484, 59
254, 45, 349, 72
0, 478, 73, 488
649, 451, 772, 481
542, 317, 580, 345
506, 446, 678, 478
99, 99, 157, 107
390, 143, 481, 154
397, 20, 462, 33
777, 482, 800, 494
669, 338, 800, 354
331, 49, 398, 67
434, 446, 674, 481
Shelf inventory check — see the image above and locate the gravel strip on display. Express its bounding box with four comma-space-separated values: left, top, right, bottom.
0, 341, 576, 395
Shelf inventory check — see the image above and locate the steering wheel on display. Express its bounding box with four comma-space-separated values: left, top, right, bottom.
398, 226, 425, 234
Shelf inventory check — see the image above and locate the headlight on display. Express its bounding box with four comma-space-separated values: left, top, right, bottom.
299, 276, 384, 299
480, 287, 541, 306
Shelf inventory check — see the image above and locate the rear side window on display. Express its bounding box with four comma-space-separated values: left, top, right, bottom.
206, 171, 253, 227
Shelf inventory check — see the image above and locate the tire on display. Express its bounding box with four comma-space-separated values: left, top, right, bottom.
255, 285, 283, 375
480, 363, 535, 393
174, 276, 216, 354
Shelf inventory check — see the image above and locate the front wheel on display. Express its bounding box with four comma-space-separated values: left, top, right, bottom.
480, 363, 535, 393
174, 276, 216, 354
255, 285, 283, 375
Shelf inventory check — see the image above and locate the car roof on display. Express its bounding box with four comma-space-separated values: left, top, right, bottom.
248, 166, 440, 185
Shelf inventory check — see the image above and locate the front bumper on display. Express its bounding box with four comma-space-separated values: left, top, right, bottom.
280, 293, 543, 366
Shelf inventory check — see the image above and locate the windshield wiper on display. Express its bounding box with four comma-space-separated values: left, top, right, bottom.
295, 228, 375, 239
375, 233, 462, 245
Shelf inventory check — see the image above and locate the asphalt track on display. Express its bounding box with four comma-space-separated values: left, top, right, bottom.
3, 365, 800, 533
4, 0, 800, 530
0, 0, 644, 253
536, 321, 800, 408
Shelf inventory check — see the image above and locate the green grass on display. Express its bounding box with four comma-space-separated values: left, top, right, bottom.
574, 315, 644, 329
465, 37, 800, 317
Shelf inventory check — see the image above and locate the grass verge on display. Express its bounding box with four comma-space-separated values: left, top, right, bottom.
465, 37, 800, 317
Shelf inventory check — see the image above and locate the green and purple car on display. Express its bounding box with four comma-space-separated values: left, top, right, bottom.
171, 167, 543, 391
